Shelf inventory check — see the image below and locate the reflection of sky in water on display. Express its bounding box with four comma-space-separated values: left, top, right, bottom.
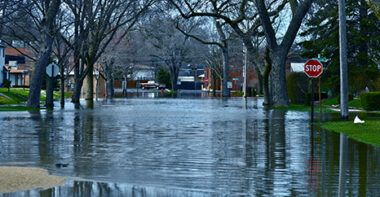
0, 97, 380, 196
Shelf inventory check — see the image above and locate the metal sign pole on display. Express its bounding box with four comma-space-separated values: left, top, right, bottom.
311, 78, 314, 123
319, 77, 322, 121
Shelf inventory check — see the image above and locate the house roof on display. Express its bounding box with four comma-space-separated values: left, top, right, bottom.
5, 47, 28, 56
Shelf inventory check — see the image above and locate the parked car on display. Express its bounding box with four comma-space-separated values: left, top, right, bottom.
140, 81, 165, 89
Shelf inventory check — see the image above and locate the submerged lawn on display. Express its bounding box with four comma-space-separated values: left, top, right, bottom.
322, 120, 380, 146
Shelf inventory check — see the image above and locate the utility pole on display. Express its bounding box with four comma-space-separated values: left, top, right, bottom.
339, 0, 349, 120
243, 45, 248, 98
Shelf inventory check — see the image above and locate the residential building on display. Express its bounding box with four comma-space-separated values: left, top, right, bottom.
5, 47, 32, 87
177, 64, 205, 90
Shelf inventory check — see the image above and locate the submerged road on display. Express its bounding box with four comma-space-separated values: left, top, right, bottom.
0, 95, 380, 196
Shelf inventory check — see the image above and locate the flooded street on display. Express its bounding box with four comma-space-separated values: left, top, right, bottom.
1, 95, 380, 196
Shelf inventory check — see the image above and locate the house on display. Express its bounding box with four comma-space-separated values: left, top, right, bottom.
5, 46, 32, 87
0, 42, 6, 86
177, 64, 205, 90
132, 65, 156, 81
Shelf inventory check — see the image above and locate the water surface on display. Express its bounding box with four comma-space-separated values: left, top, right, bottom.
1, 96, 380, 196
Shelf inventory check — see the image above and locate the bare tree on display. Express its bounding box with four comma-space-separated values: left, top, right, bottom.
62, 0, 153, 107
169, 0, 313, 106
26, 0, 61, 108
255, 0, 314, 106
204, 48, 223, 97
145, 16, 207, 91
177, 18, 234, 97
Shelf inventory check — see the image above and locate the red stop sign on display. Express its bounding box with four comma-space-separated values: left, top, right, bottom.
304, 59, 323, 78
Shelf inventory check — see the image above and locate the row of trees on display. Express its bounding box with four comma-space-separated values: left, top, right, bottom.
0, 0, 378, 108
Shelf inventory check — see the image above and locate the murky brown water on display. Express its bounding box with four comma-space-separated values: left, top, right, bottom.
1, 95, 380, 196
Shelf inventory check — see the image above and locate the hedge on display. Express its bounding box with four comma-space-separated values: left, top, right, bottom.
360, 92, 380, 111
286, 73, 308, 104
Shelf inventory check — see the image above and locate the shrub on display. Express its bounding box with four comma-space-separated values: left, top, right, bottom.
360, 92, 380, 111
287, 73, 308, 104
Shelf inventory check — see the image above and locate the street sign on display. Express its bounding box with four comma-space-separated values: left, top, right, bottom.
46, 63, 59, 77
304, 59, 323, 78
204, 78, 209, 83
232, 78, 239, 81
313, 57, 327, 63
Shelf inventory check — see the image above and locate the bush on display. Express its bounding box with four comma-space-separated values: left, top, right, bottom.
360, 92, 380, 111
250, 88, 257, 97
287, 73, 308, 104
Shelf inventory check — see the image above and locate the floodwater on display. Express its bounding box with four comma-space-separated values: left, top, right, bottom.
1, 93, 380, 196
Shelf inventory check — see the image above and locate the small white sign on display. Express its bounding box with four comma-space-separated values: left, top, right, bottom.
227, 81, 232, 89
46, 63, 59, 77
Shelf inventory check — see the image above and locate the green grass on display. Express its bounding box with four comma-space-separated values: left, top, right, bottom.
0, 88, 71, 106
323, 97, 363, 110
322, 97, 339, 106
0, 106, 39, 111
349, 99, 362, 109
0, 96, 18, 105
322, 120, 380, 146
231, 91, 244, 97
273, 104, 336, 112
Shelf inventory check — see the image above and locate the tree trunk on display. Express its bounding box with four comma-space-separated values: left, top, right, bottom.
27, 36, 54, 108
26, 0, 60, 108
86, 65, 93, 100
170, 70, 178, 91
73, 77, 83, 105
222, 48, 230, 97
212, 69, 217, 97
60, 65, 65, 108
255, 67, 263, 95
271, 50, 289, 107
106, 78, 114, 99
263, 48, 272, 105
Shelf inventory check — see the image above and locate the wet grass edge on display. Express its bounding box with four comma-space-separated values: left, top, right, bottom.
322, 120, 380, 147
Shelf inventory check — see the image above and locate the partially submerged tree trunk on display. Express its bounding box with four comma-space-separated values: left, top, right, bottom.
170, 66, 179, 91
263, 47, 272, 105
105, 65, 114, 99
221, 47, 230, 97
270, 49, 289, 106
27, 0, 61, 108
86, 66, 93, 101
60, 64, 65, 108
211, 69, 217, 97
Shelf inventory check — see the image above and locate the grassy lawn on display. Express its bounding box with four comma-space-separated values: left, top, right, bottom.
0, 106, 39, 111
322, 97, 363, 109
322, 120, 380, 146
273, 104, 336, 112
0, 88, 72, 110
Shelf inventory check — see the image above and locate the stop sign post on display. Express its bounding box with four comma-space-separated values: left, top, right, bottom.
304, 59, 323, 122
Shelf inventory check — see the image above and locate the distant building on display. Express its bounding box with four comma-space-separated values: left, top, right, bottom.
5, 47, 32, 87
177, 64, 205, 90
0, 42, 6, 85
132, 64, 156, 81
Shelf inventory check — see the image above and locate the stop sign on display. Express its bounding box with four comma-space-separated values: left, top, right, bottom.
304, 59, 323, 78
